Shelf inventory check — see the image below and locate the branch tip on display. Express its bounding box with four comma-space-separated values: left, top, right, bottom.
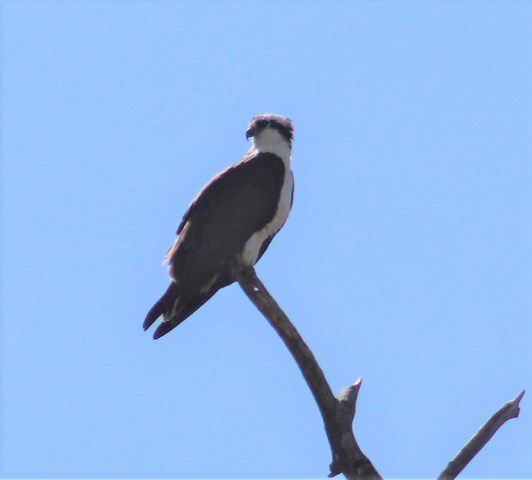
514, 390, 525, 406
338, 379, 362, 402
506, 390, 525, 419
437, 389, 526, 480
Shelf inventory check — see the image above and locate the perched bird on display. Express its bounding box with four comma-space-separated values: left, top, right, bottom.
144, 114, 295, 339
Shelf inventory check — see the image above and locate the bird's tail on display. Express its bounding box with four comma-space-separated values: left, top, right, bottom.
143, 282, 216, 340
143, 282, 179, 332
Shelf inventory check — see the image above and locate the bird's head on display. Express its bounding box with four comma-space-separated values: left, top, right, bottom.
246, 114, 294, 154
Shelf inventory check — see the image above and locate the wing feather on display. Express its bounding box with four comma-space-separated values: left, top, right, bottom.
167, 152, 285, 289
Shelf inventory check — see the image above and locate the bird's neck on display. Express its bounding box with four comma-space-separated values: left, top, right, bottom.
252, 128, 292, 165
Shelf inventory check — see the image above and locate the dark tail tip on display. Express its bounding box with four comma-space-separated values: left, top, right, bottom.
153, 320, 179, 340
143, 305, 162, 331
143, 282, 179, 332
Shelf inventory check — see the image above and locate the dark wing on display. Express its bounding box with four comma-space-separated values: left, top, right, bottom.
168, 152, 285, 289
177, 152, 285, 236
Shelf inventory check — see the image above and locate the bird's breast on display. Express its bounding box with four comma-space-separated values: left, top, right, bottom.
241, 167, 294, 266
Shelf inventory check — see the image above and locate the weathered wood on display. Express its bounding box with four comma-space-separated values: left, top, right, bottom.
233, 265, 524, 479
438, 390, 525, 480
234, 266, 381, 480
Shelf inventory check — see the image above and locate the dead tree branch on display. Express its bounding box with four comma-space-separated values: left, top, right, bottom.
233, 266, 381, 480
233, 265, 524, 479
438, 390, 525, 480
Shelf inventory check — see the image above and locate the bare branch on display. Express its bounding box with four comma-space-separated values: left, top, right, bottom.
233, 266, 381, 480
232, 265, 524, 478
438, 390, 526, 480
337, 379, 362, 424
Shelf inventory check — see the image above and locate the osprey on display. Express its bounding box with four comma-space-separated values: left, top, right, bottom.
144, 113, 295, 339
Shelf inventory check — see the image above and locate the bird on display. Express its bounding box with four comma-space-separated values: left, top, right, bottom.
144, 113, 295, 339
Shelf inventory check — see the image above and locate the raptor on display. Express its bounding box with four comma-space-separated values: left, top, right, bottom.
144, 114, 294, 339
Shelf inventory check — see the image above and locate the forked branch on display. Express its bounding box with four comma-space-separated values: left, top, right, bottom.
234, 266, 380, 480
233, 265, 524, 479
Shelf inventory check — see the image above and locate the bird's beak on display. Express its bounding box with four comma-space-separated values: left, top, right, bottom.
245, 127, 255, 140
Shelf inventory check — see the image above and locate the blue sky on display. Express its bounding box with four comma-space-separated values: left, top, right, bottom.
2, 1, 531, 478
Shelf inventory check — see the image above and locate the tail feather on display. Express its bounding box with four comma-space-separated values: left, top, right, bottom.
153, 319, 181, 339
151, 290, 218, 340
143, 282, 179, 331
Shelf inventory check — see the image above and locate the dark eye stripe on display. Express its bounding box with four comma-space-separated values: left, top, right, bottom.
271, 123, 293, 142
248, 115, 294, 143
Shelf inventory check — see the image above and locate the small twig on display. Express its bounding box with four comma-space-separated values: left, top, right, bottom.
233, 266, 381, 480
438, 390, 526, 480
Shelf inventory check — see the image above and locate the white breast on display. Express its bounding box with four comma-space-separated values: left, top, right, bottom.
241, 167, 293, 266
240, 127, 293, 266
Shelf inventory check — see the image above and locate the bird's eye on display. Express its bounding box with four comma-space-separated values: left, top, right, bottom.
256, 120, 267, 129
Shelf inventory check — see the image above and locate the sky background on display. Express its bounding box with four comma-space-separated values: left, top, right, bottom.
2, 1, 531, 478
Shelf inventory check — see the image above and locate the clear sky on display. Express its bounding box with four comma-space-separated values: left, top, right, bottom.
2, 1, 531, 478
